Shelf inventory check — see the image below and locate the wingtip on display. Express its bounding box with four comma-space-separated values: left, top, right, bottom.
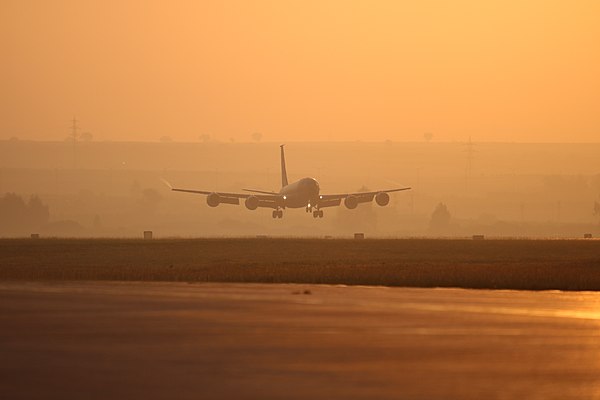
160, 178, 173, 190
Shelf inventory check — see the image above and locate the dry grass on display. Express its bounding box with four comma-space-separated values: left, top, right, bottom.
1, 238, 600, 290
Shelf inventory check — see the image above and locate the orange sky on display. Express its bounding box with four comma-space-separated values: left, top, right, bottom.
1, 0, 599, 142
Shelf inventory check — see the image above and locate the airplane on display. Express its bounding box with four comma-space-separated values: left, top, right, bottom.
166, 145, 411, 219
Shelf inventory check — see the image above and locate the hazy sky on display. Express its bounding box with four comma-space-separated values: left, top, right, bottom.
1, 1, 599, 142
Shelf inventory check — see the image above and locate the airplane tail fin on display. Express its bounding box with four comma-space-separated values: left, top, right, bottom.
280, 144, 288, 188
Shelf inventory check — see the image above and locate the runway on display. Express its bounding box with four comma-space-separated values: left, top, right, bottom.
1, 282, 600, 399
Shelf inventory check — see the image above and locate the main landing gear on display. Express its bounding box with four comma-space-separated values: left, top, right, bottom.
305, 205, 323, 218
272, 209, 283, 219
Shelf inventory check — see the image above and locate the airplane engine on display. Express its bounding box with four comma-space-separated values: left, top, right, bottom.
344, 195, 358, 209
206, 193, 220, 207
245, 196, 259, 210
375, 192, 390, 206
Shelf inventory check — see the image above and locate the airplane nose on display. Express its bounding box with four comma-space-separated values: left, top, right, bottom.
311, 180, 320, 195
302, 179, 319, 196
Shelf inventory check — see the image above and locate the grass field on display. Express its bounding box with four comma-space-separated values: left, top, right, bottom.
1, 238, 600, 290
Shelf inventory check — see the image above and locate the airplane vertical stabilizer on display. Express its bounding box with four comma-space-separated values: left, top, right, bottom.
280, 144, 289, 188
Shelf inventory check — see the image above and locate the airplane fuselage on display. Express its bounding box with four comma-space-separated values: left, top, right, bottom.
279, 177, 320, 209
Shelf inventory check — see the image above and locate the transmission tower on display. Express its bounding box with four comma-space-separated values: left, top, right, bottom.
70, 117, 80, 169
464, 136, 475, 191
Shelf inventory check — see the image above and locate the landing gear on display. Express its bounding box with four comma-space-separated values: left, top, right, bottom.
272, 209, 283, 219
312, 210, 324, 218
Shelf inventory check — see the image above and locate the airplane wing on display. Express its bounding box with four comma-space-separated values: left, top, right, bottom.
172, 187, 247, 197
318, 187, 411, 208
162, 180, 283, 209
242, 188, 280, 195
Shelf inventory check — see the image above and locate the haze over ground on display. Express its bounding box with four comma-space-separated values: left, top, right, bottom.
1, 141, 599, 237
1, 1, 599, 143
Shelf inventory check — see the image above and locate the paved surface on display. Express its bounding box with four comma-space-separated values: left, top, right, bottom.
1, 282, 600, 399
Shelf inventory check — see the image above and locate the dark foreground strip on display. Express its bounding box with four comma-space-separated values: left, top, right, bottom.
1, 238, 599, 291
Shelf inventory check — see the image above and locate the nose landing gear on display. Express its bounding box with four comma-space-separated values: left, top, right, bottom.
272, 209, 283, 219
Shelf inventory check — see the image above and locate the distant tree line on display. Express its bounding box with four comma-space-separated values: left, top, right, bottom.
0, 193, 49, 234
430, 203, 451, 232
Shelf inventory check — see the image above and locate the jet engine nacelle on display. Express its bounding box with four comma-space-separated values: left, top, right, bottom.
206, 192, 220, 207
344, 195, 358, 209
245, 196, 259, 210
375, 192, 390, 206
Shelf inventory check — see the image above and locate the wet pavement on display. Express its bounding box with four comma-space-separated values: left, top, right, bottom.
1, 282, 600, 399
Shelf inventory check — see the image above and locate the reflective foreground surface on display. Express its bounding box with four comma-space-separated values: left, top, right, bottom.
1, 282, 600, 399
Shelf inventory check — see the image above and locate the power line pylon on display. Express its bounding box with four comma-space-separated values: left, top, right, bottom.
70, 117, 80, 169
464, 136, 475, 192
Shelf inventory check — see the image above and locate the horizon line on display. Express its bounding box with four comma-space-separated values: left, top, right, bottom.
4, 138, 600, 145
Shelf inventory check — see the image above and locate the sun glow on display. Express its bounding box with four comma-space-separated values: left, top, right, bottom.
1, 1, 599, 142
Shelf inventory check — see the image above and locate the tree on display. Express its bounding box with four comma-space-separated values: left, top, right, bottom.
80, 132, 93, 142
0, 193, 27, 232
430, 202, 451, 231
251, 132, 262, 142
0, 193, 50, 234
27, 195, 49, 226
93, 214, 102, 230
